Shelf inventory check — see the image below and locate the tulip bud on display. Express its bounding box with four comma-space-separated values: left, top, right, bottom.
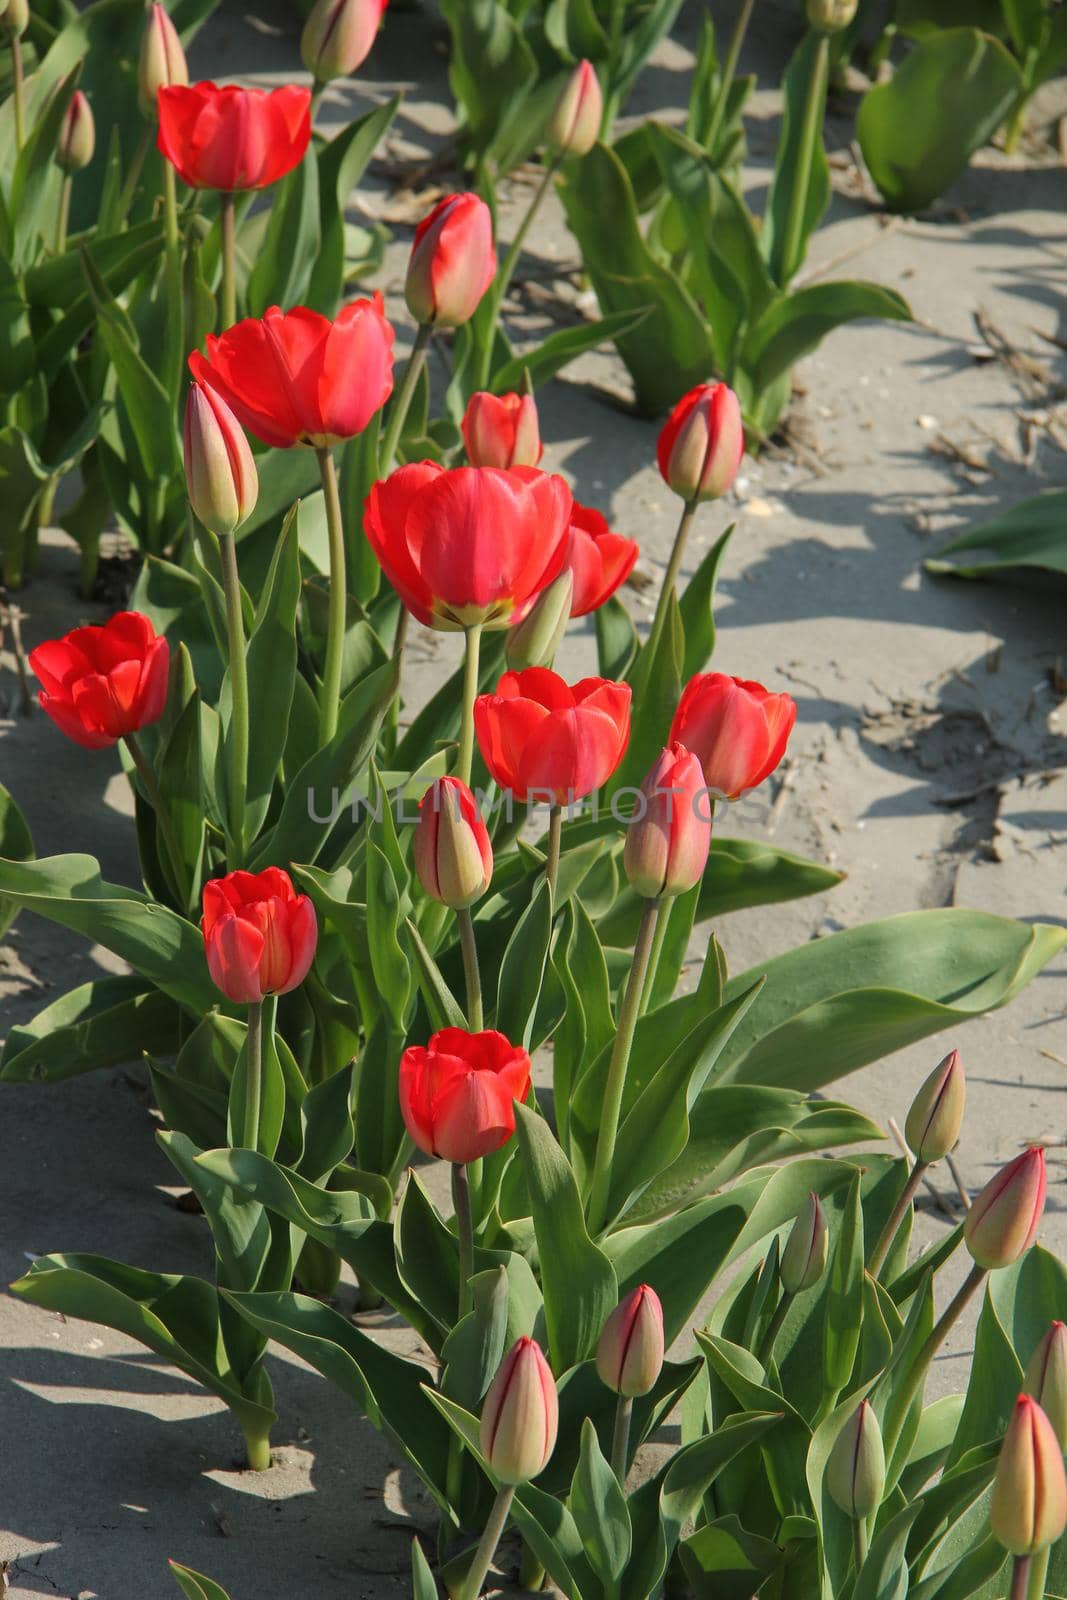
990, 1395, 1067, 1556
480, 1336, 558, 1484
904, 1049, 965, 1164
138, 5, 187, 117
657, 382, 745, 504
462, 390, 542, 470
301, 0, 386, 84
779, 1192, 828, 1295
183, 382, 259, 538
806, 0, 858, 30
545, 59, 602, 157
623, 743, 711, 900
505, 570, 573, 671
0, 0, 28, 37
1024, 1324, 1067, 1449
596, 1284, 664, 1397
412, 777, 493, 910
965, 1146, 1047, 1271
405, 192, 496, 329
826, 1400, 885, 1519
56, 90, 95, 173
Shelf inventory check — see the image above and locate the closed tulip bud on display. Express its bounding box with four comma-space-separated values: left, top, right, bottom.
596, 1284, 664, 1397
301, 0, 387, 84
807, 0, 858, 30
1024, 1324, 1067, 1449
462, 390, 542, 469
138, 4, 187, 117
413, 777, 493, 910
623, 743, 711, 900
183, 382, 258, 538
904, 1049, 965, 1163
480, 1337, 558, 1484
0, 0, 28, 37
991, 1395, 1067, 1556
826, 1400, 885, 1520
405, 192, 496, 328
202, 868, 317, 1004
505, 570, 573, 671
56, 90, 94, 172
657, 381, 745, 504
780, 1192, 828, 1294
545, 59, 602, 157
965, 1147, 1047, 1271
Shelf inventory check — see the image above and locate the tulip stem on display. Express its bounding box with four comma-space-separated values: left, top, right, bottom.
54, 175, 72, 255
459, 1484, 515, 1600
868, 1159, 929, 1278
852, 1517, 869, 1574
116, 123, 153, 225
10, 35, 24, 152
646, 497, 698, 663
545, 805, 563, 899
379, 322, 432, 477
456, 906, 484, 1031
452, 1162, 475, 1322
1011, 1555, 1032, 1600
883, 1262, 987, 1476
219, 530, 249, 865
638, 901, 673, 1015
587, 896, 661, 1235
124, 732, 189, 908
756, 1289, 793, 1366
162, 159, 184, 401
779, 32, 829, 287
243, 998, 263, 1151
456, 622, 483, 787
1026, 1549, 1048, 1600
219, 189, 237, 328
476, 154, 562, 390
610, 1395, 633, 1484
704, 0, 756, 157
316, 445, 348, 745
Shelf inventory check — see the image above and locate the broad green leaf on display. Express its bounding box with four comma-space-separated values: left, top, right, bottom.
242, 504, 300, 842
307, 98, 399, 315
570, 1418, 631, 1591
698, 1333, 811, 1516
595, 594, 639, 681
490, 307, 653, 394
81, 245, 179, 481
823, 1171, 864, 1395
441, 1267, 511, 1411
678, 1515, 782, 1600
762, 33, 831, 287
439, 0, 539, 169
245, 148, 320, 316
0, 781, 33, 938
679, 524, 734, 679
925, 489, 1067, 580
854, 1503, 924, 1600
405, 917, 468, 1032
169, 1561, 233, 1600
296, 1061, 356, 1183
365, 842, 411, 1027
744, 281, 911, 398
410, 1539, 437, 1600
495, 879, 553, 1049
0, 976, 179, 1082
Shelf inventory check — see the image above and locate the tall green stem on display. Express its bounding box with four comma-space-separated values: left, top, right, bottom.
219, 189, 237, 328
379, 322, 432, 476
475, 155, 562, 390
452, 1161, 475, 1321
316, 446, 348, 744
242, 998, 264, 1151
1026, 1548, 1049, 1600
456, 623, 483, 786
124, 732, 188, 907
10, 34, 24, 152
853, 1517, 869, 1574
646, 498, 698, 661
1011, 1555, 1033, 1600
756, 1290, 793, 1365
457, 906, 483, 1030
162, 158, 184, 400
117, 123, 153, 225
459, 1484, 515, 1600
705, 0, 756, 154
241, 1417, 272, 1472
638, 901, 673, 1015
779, 32, 829, 285
545, 805, 563, 899
220, 530, 249, 865
884, 1263, 986, 1471
587, 897, 661, 1234
868, 1159, 929, 1278
54, 175, 72, 254
611, 1395, 633, 1484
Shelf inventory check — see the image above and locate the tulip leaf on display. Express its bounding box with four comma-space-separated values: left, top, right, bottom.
698, 1332, 812, 1516
365, 841, 412, 1028
224, 1004, 288, 1162
762, 33, 831, 288
744, 281, 911, 399
595, 593, 639, 682
490, 306, 654, 396
495, 879, 553, 1050
245, 148, 321, 317
9, 66, 78, 269
679, 523, 735, 679
514, 1102, 618, 1373
678, 1515, 783, 1600
570, 1418, 632, 1589
856, 27, 1022, 213
924, 488, 1067, 580
295, 1061, 356, 1183
308, 96, 400, 316
906, 1535, 1006, 1600
0, 781, 33, 939
439, 0, 545, 172
404, 916, 468, 1032
410, 1540, 437, 1600
716, 909, 1067, 1092
853, 1502, 924, 1600
168, 1562, 233, 1600
0, 975, 180, 1083
241, 504, 300, 844
607, 591, 683, 802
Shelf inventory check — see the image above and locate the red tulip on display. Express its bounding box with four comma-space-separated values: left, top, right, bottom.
657, 382, 744, 503
545, 59, 602, 157
565, 503, 638, 617
398, 1027, 531, 1164
413, 777, 493, 909
202, 867, 317, 1004
474, 668, 631, 804
29, 612, 169, 750
57, 90, 95, 173
461, 390, 542, 470
670, 673, 796, 800
157, 81, 311, 191
183, 381, 258, 537
189, 297, 394, 449
965, 1147, 1047, 1270
301, 0, 387, 82
623, 743, 711, 899
139, 4, 187, 116
405, 192, 496, 328
363, 462, 572, 630
481, 1336, 558, 1484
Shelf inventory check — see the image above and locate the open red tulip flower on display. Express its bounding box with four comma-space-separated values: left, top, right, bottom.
189, 297, 395, 450
670, 672, 796, 800
399, 1028, 532, 1164
157, 82, 311, 191
475, 668, 631, 804
566, 503, 639, 617
202, 867, 317, 1005
29, 612, 169, 750
363, 462, 572, 630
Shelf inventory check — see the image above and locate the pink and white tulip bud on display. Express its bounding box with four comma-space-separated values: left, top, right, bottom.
480, 1336, 558, 1484
807, 0, 858, 30
826, 1400, 885, 1519
462, 390, 542, 469
405, 192, 496, 329
904, 1049, 965, 1163
990, 1395, 1067, 1556
183, 382, 258, 538
412, 777, 493, 910
505, 570, 573, 672
56, 90, 95, 173
138, 4, 188, 117
623, 743, 711, 900
545, 60, 602, 157
965, 1147, 1047, 1271
657, 381, 745, 504
780, 1192, 828, 1294
301, 0, 387, 84
0, 0, 28, 37
1024, 1323, 1067, 1449
596, 1284, 665, 1397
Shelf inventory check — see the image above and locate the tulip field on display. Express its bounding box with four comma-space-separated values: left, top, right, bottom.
2, 1, 1067, 1598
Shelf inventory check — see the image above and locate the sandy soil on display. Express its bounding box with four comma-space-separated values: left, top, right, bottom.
2, 1, 1067, 1594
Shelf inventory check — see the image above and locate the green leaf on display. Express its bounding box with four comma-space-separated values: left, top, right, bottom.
697, 1332, 811, 1516
854, 1503, 924, 1600
441, 1266, 512, 1412
439, 0, 539, 170
81, 244, 179, 481
513, 1102, 618, 1372
242, 503, 300, 841
365, 841, 412, 1027
570, 1418, 632, 1590
679, 523, 735, 678
490, 307, 653, 394
925, 488, 1067, 580
595, 594, 639, 681
307, 97, 399, 314
823, 1170, 864, 1395
157, 688, 206, 910
169, 1561, 233, 1600
296, 1061, 356, 1183
856, 28, 1023, 212
606, 591, 682, 801
410, 1539, 437, 1600
245, 148, 321, 316
405, 917, 467, 1031
0, 976, 179, 1083
762, 33, 831, 287
9, 66, 77, 268
744, 281, 912, 398
0, 781, 33, 938
679, 1515, 782, 1600
495, 879, 553, 1049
